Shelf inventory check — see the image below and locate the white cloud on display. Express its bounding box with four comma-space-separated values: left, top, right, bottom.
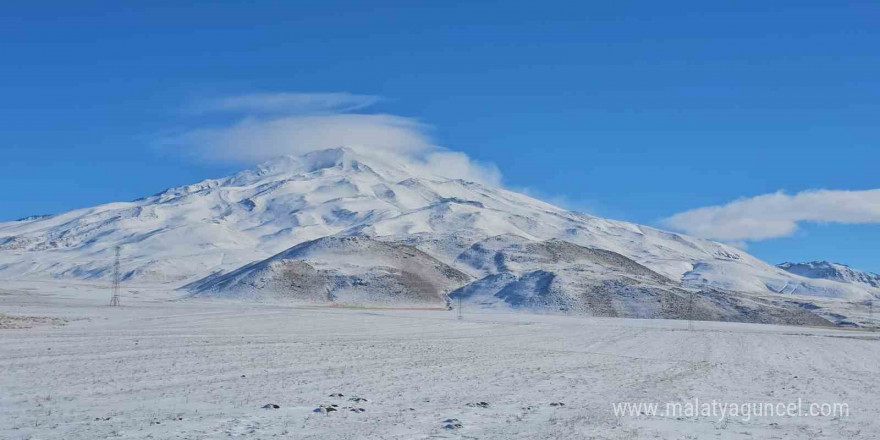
662, 189, 880, 241
163, 92, 503, 186
170, 114, 433, 162
419, 151, 502, 187
185, 92, 381, 115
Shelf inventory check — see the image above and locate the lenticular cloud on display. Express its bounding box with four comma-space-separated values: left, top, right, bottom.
162, 92, 502, 186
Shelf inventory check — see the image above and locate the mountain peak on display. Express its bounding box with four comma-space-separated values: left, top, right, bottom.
254, 147, 357, 173
247, 147, 411, 183
299, 147, 363, 171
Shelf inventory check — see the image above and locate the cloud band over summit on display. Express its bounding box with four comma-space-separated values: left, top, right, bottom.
163, 92, 501, 186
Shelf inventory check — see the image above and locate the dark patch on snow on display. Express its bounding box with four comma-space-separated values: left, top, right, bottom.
495, 270, 556, 306
15, 214, 53, 222
314, 404, 339, 414
785, 300, 821, 311
322, 208, 358, 225
442, 418, 463, 429
238, 198, 256, 211
438, 197, 485, 208
449, 273, 517, 301
371, 184, 396, 200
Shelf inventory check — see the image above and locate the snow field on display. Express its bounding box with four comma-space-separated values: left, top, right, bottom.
1, 282, 878, 439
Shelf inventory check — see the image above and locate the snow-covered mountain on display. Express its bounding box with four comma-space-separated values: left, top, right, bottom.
778, 261, 880, 290
1, 147, 876, 306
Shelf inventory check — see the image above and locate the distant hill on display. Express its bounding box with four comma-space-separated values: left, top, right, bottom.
778, 261, 880, 291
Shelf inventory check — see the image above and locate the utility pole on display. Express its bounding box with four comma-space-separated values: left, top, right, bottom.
870, 299, 875, 332
687, 291, 696, 331
109, 246, 121, 307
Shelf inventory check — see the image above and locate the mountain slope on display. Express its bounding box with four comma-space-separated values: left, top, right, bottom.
778, 261, 880, 289
0, 147, 875, 302
191, 232, 830, 325
440, 235, 829, 325
188, 236, 470, 306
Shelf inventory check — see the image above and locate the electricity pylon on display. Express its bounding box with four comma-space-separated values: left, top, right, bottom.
109, 246, 121, 307
870, 299, 875, 332
686, 291, 696, 331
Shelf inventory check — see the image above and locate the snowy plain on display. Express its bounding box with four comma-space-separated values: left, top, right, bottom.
1, 281, 878, 440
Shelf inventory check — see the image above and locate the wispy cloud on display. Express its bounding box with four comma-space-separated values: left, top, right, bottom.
662, 189, 880, 241
184, 92, 381, 115
162, 92, 502, 186
420, 151, 502, 186
171, 114, 433, 161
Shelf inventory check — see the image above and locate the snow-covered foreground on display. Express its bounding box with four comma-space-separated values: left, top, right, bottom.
1, 282, 878, 439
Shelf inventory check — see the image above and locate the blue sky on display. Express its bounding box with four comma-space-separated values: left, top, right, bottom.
2, 1, 879, 271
